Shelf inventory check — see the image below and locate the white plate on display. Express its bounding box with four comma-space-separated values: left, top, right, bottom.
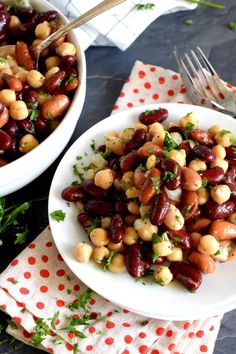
49, 103, 236, 320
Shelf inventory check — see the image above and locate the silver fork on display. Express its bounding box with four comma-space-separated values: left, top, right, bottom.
174, 47, 236, 117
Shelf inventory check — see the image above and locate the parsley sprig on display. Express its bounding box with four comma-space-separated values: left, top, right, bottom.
135, 3, 155, 11
101, 250, 118, 271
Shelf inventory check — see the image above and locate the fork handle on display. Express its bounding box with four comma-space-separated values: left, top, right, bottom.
214, 106, 236, 119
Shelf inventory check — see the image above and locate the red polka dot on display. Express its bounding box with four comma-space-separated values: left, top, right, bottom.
13, 316, 22, 324
196, 330, 204, 338
56, 269, 65, 276
188, 332, 195, 338
68, 332, 76, 339
172, 74, 179, 80
56, 299, 65, 307
11, 259, 18, 266
91, 312, 98, 319
46, 241, 52, 247
90, 299, 96, 305
144, 82, 151, 89
1, 305, 6, 310
20, 287, 29, 295
139, 332, 146, 338
167, 89, 174, 96
218, 92, 225, 99
113, 105, 118, 110
57, 254, 63, 261
106, 321, 115, 329
28, 257, 36, 265
227, 83, 233, 88
139, 345, 148, 354
28, 243, 36, 248
200, 345, 208, 352
200, 99, 205, 105
48, 348, 54, 353
210, 325, 214, 331
139, 98, 145, 103
40, 269, 50, 278
124, 335, 133, 344
127, 102, 133, 108
179, 86, 186, 94
58, 284, 65, 291
153, 93, 159, 100
158, 77, 165, 84
156, 327, 165, 336
40, 286, 48, 293
150, 67, 156, 72
133, 88, 139, 94
151, 351, 159, 354
42, 255, 48, 263
73, 284, 80, 291
122, 351, 129, 354
7, 277, 14, 282
105, 338, 114, 345
122, 322, 131, 327
174, 352, 180, 354
86, 345, 93, 351
36, 302, 45, 309
66, 343, 73, 351
16, 301, 25, 308
123, 309, 129, 313
24, 272, 31, 279
107, 311, 113, 316
184, 322, 190, 330
168, 343, 176, 351
119, 92, 125, 97
138, 70, 146, 78
89, 327, 95, 334
23, 330, 32, 338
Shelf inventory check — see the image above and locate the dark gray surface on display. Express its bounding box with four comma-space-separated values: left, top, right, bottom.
1, 0, 236, 352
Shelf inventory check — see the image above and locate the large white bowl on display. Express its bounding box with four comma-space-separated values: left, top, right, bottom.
49, 103, 236, 321
0, 0, 86, 196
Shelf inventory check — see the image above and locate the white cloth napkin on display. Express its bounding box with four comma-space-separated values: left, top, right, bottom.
48, 0, 196, 50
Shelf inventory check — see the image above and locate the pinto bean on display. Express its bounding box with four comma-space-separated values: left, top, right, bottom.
150, 192, 170, 226
192, 145, 216, 162
204, 200, 234, 220
138, 108, 168, 125
137, 142, 163, 159
139, 168, 161, 204
169, 261, 202, 291
186, 217, 211, 233
209, 220, 236, 240
124, 128, 146, 153
180, 190, 198, 221
188, 251, 216, 273
42, 94, 70, 119
200, 167, 225, 185
2, 73, 23, 92
181, 167, 202, 191
190, 129, 214, 146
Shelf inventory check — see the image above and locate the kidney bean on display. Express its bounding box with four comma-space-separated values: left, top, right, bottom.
44, 70, 66, 94
0, 32, 6, 44
161, 159, 181, 190
9, 6, 35, 22
225, 146, 236, 159
42, 94, 70, 120
0, 3, 4, 11
200, 167, 225, 185
85, 199, 113, 216
81, 180, 107, 198
34, 117, 51, 137
16, 91, 23, 100
180, 190, 198, 221
168, 125, 183, 134
15, 41, 35, 71
168, 229, 191, 249
139, 168, 161, 204
186, 208, 201, 223
2, 73, 22, 92
0, 129, 11, 150
0, 10, 11, 37
115, 200, 127, 215
0, 106, 8, 128
34, 10, 58, 24
64, 76, 79, 92
0, 101, 4, 115
61, 185, 86, 202
0, 158, 6, 166
124, 128, 146, 153
22, 83, 31, 93
188, 251, 216, 273
9, 22, 35, 42
77, 212, 93, 228
137, 142, 164, 159
125, 244, 151, 278
61, 55, 77, 68
109, 214, 125, 243
64, 67, 77, 77
204, 200, 234, 220
24, 90, 38, 105
139, 108, 168, 125
150, 192, 170, 226
209, 220, 236, 240
185, 217, 211, 233
120, 151, 140, 173
179, 141, 192, 162
18, 119, 34, 134
169, 261, 202, 291
190, 129, 214, 146
108, 158, 120, 172
192, 145, 216, 162
224, 166, 236, 185
2, 118, 17, 137
181, 167, 202, 191
5, 138, 18, 161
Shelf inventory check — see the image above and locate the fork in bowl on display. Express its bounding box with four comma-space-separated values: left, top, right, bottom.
174, 46, 236, 117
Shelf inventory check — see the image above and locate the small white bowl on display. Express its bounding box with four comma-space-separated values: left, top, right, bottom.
0, 0, 86, 196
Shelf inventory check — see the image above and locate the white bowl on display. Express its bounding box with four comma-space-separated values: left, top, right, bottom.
49, 103, 236, 320
0, 0, 86, 196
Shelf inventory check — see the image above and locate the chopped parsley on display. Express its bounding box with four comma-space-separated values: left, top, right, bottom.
90, 140, 96, 152
164, 132, 178, 152
175, 215, 182, 223
15, 226, 29, 245
73, 164, 84, 182
101, 250, 118, 271
61, 316, 87, 339
172, 236, 183, 244
85, 217, 100, 235
6, 319, 18, 329
0, 58, 6, 65
219, 129, 231, 136
50, 209, 66, 222
67, 288, 93, 312
151, 176, 160, 193
51, 311, 59, 330
163, 170, 176, 182
47, 112, 54, 120
201, 177, 208, 188
214, 250, 220, 256
54, 338, 65, 345
156, 279, 165, 287
152, 251, 159, 263
183, 19, 193, 25
32, 318, 50, 347
99, 147, 112, 160
135, 3, 155, 10
186, 0, 225, 9
152, 232, 168, 244
140, 319, 149, 326
183, 121, 195, 139
229, 22, 236, 30
182, 204, 193, 216
66, 74, 77, 85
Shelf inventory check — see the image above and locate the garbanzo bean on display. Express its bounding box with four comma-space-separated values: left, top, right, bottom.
214, 130, 232, 147
108, 253, 126, 273
210, 158, 228, 173
19, 134, 39, 153
74, 243, 93, 263
180, 112, 198, 128
35, 21, 51, 39
189, 159, 207, 172
153, 240, 173, 257
164, 204, 184, 230
134, 218, 157, 241
0, 89, 16, 106
10, 100, 28, 120
197, 235, 219, 256
45, 56, 61, 70
210, 184, 231, 204
208, 124, 224, 136
93, 246, 110, 263
211, 145, 226, 159
154, 266, 173, 286
122, 227, 139, 245
94, 168, 114, 190
27, 70, 45, 88
166, 247, 183, 262
56, 42, 76, 56
90, 228, 109, 247
197, 187, 209, 205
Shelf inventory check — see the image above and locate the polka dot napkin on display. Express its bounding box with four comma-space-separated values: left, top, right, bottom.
0, 60, 225, 354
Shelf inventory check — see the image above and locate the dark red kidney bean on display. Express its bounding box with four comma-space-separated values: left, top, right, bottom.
225, 146, 236, 159
18, 119, 34, 134
150, 193, 170, 226
204, 200, 234, 220
0, 32, 6, 44
34, 117, 51, 137
24, 90, 38, 105
5, 137, 18, 161
228, 158, 236, 168
61, 185, 86, 202
77, 212, 93, 228
139, 108, 168, 125
0, 10, 11, 36
168, 230, 191, 249
9, 22, 35, 42
64, 67, 77, 77
120, 151, 140, 173
16, 91, 23, 100
179, 141, 192, 162
109, 214, 125, 243
169, 262, 202, 292
0, 101, 4, 115
109, 158, 120, 171
224, 166, 236, 184
44, 70, 66, 93
125, 244, 151, 278
124, 128, 146, 153
190, 129, 214, 146
168, 126, 183, 134
180, 190, 198, 221
139, 168, 161, 204
22, 83, 31, 93
185, 217, 211, 233
200, 167, 225, 185
0, 3, 4, 11
34, 10, 58, 24
115, 200, 127, 215
0, 129, 11, 150
97, 144, 106, 153
2, 118, 17, 137
192, 145, 216, 162
186, 208, 201, 223
81, 180, 107, 198
61, 55, 77, 68
9, 7, 35, 22
85, 199, 113, 216
160, 159, 181, 190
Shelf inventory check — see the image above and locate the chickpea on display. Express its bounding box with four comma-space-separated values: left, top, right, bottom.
19, 134, 39, 153
213, 240, 234, 262
32, 39, 49, 56
210, 158, 228, 173
152, 130, 165, 146
56, 42, 76, 56
0, 57, 9, 70
90, 228, 109, 247
197, 235, 219, 256
75, 202, 84, 214
170, 132, 183, 145
94, 169, 114, 190
167, 121, 181, 129
91, 154, 108, 169
45, 66, 60, 80
189, 232, 202, 248
107, 242, 125, 253
154, 266, 173, 286
168, 149, 186, 167
127, 201, 140, 215
186, 139, 196, 148
9, 15, 21, 30
180, 112, 198, 128
123, 227, 139, 245
149, 122, 164, 137
208, 124, 224, 136
134, 122, 147, 131
196, 187, 209, 205
10, 100, 28, 120
74, 243, 93, 263
93, 246, 110, 263
164, 204, 184, 230
214, 130, 232, 147
228, 212, 236, 225
146, 154, 156, 170
105, 135, 124, 155
139, 204, 152, 218
210, 184, 231, 204
84, 168, 95, 180
0, 89, 16, 106
120, 171, 134, 191
166, 247, 183, 262
189, 159, 207, 172
45, 56, 61, 71
27, 70, 45, 89
134, 218, 158, 241
35, 21, 51, 40
126, 186, 139, 199
108, 253, 126, 274
153, 240, 173, 257
119, 127, 134, 142
101, 217, 111, 229
14, 67, 28, 82
211, 145, 226, 159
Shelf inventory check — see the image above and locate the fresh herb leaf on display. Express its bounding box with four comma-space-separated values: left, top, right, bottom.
100, 147, 112, 160
156, 279, 165, 287
229, 22, 236, 30
90, 140, 96, 152
101, 250, 118, 271
182, 204, 193, 216
6, 319, 18, 329
135, 3, 155, 10
0, 339, 9, 345
67, 288, 72, 294
50, 209, 66, 222
183, 19, 193, 25
66, 74, 77, 85
175, 215, 182, 223
73, 343, 79, 354
14, 226, 29, 244
152, 233, 161, 244
47, 112, 54, 120
183, 121, 195, 139
54, 338, 65, 345
152, 251, 159, 263
186, 0, 225, 8
32, 318, 50, 347
141, 212, 150, 221
163, 170, 176, 182
164, 132, 178, 152
0, 58, 6, 65
76, 155, 83, 161
51, 311, 59, 330
219, 129, 231, 136
214, 250, 220, 256
201, 177, 208, 188
67, 288, 93, 312
172, 236, 182, 244
73, 164, 84, 182
85, 217, 100, 235
140, 319, 149, 326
